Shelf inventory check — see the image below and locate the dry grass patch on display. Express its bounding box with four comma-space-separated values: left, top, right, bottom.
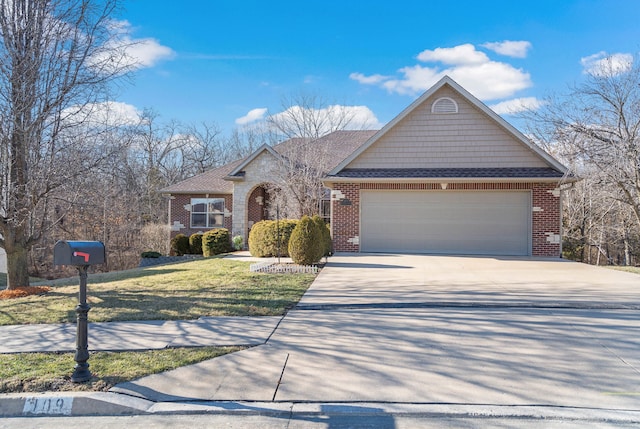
0, 286, 51, 300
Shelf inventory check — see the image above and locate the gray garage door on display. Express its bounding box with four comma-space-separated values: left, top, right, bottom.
360, 190, 531, 255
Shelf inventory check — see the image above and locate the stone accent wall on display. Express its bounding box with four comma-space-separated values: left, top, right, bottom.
330, 182, 562, 257
168, 194, 233, 239
230, 151, 280, 241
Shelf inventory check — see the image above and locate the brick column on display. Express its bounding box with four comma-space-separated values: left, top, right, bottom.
532, 183, 561, 257
330, 183, 360, 252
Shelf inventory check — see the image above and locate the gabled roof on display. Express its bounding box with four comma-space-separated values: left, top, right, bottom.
224, 130, 376, 181
160, 159, 242, 194
224, 143, 285, 180
328, 75, 568, 176
161, 130, 377, 194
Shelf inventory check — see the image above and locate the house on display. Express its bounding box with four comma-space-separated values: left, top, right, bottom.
162, 76, 574, 257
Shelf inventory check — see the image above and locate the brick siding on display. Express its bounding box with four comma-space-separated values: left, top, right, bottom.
331, 182, 561, 257
169, 194, 233, 239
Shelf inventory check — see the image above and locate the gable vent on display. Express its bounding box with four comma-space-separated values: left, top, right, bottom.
432, 97, 458, 114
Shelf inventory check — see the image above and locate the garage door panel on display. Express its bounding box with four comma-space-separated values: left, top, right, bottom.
361, 191, 530, 255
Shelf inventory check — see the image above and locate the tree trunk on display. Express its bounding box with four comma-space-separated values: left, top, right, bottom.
5, 242, 29, 290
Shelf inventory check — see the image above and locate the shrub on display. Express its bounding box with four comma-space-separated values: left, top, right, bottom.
170, 234, 190, 256
232, 235, 244, 251
140, 251, 162, 258
202, 228, 232, 256
312, 215, 332, 258
189, 233, 204, 255
288, 215, 323, 265
248, 219, 298, 257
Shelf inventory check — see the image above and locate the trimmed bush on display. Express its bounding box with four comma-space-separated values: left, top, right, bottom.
312, 215, 332, 258
189, 233, 204, 255
248, 219, 298, 257
170, 234, 190, 256
141, 251, 162, 258
202, 228, 232, 256
288, 216, 323, 265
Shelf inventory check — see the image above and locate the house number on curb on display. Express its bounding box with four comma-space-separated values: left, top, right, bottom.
23, 397, 73, 415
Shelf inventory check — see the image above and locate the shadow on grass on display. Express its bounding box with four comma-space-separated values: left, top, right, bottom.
34, 268, 189, 287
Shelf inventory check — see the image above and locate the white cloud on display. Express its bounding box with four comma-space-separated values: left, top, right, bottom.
351, 43, 532, 101
482, 41, 531, 58
580, 51, 633, 77
489, 97, 545, 115
235, 107, 268, 125
62, 101, 142, 128
92, 20, 175, 71
269, 104, 382, 135
349, 72, 390, 85
417, 44, 489, 65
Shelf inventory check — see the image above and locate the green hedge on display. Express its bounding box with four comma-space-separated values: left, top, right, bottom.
170, 234, 190, 256
248, 219, 298, 257
312, 215, 332, 257
288, 216, 323, 265
202, 228, 232, 256
189, 233, 204, 255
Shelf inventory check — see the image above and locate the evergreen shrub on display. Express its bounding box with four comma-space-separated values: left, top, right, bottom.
288, 215, 323, 265
170, 234, 190, 256
189, 233, 204, 255
202, 228, 232, 256
248, 219, 298, 257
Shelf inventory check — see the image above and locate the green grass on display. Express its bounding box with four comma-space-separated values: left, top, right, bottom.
0, 346, 244, 393
0, 258, 316, 325
0, 257, 315, 394
607, 266, 640, 275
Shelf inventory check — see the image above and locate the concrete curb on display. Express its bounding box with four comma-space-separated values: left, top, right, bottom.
2, 392, 640, 424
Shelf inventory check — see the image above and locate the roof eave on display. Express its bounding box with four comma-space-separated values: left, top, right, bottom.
160, 190, 233, 196
323, 176, 573, 186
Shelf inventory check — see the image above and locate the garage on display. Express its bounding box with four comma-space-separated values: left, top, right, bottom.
360, 190, 531, 256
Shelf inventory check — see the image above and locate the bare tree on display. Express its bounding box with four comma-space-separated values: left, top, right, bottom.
0, 0, 130, 289
266, 92, 359, 140
524, 56, 640, 265
264, 92, 372, 218
181, 121, 224, 175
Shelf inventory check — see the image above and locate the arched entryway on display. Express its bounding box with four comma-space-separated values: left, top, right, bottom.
246, 184, 273, 239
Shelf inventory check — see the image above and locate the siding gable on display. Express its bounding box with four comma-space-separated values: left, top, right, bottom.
346, 86, 548, 169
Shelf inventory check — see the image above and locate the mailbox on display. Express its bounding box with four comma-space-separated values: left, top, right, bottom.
54, 241, 105, 266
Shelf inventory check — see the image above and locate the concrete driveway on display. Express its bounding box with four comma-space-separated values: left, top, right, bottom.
114, 254, 640, 414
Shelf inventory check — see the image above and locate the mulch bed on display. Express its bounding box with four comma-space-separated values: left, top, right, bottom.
0, 286, 52, 300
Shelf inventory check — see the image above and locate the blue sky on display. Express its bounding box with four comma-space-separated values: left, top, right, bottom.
113, 0, 640, 135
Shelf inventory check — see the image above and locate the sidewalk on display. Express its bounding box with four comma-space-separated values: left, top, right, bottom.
0, 316, 282, 353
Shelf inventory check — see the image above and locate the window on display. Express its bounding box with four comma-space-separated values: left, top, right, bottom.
319, 188, 331, 223
431, 97, 458, 114
191, 198, 225, 228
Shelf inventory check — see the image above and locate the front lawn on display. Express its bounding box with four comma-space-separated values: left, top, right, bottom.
0, 257, 316, 325
0, 346, 243, 393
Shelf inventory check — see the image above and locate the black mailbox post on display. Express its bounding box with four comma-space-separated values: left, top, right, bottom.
53, 240, 105, 383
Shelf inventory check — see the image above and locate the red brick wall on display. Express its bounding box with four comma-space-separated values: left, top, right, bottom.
531, 183, 561, 257
331, 182, 561, 257
247, 186, 268, 228
331, 183, 361, 252
169, 194, 233, 239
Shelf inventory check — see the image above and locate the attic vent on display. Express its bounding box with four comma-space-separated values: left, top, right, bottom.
432, 97, 458, 114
